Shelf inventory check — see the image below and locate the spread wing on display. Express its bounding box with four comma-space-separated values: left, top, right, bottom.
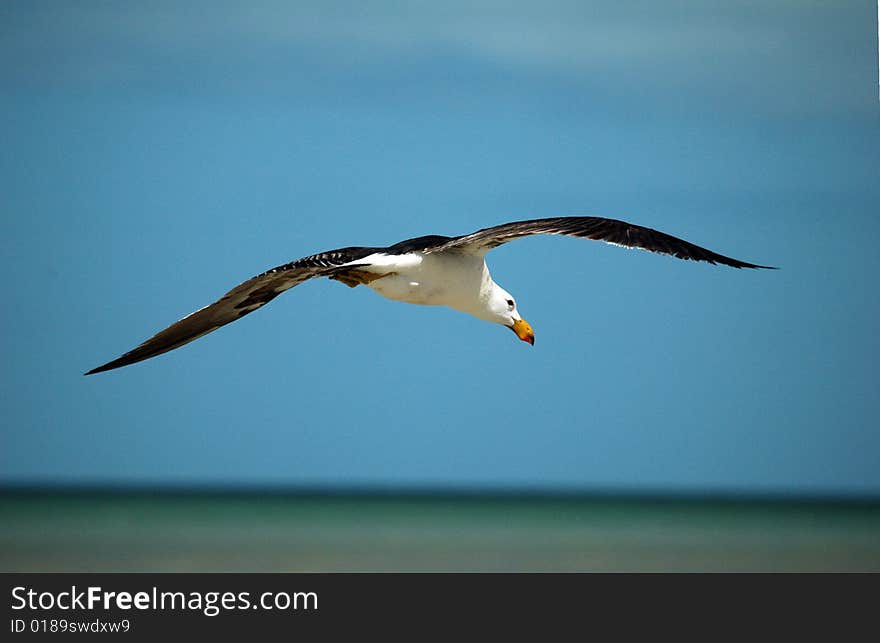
423, 216, 775, 269
85, 246, 379, 374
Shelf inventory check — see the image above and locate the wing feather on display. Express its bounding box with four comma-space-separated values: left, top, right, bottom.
85, 246, 378, 374
425, 216, 775, 269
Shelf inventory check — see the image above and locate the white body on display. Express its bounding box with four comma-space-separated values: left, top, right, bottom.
352, 250, 512, 324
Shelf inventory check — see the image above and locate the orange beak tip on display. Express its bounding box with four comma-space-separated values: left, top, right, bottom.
511, 318, 535, 346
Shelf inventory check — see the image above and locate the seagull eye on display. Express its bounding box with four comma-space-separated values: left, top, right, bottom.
506, 299, 515, 309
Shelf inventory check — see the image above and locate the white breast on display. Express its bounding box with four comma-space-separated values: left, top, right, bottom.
363, 251, 492, 313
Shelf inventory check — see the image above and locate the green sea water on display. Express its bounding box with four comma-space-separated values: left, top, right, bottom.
2, 491, 878, 572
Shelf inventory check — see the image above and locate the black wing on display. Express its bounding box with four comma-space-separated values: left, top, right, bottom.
421, 216, 774, 269
85, 246, 379, 375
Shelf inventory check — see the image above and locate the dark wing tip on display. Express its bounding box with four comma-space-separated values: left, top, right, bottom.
84, 362, 118, 376
83, 346, 170, 375
726, 261, 779, 270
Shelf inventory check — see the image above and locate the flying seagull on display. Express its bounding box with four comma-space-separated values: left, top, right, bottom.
85, 216, 774, 374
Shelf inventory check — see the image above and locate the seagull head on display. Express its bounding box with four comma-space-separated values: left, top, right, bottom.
486, 285, 534, 346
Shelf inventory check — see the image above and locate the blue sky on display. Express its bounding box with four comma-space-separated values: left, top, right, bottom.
2, 1, 878, 495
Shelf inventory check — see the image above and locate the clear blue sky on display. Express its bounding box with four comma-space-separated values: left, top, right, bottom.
2, 1, 878, 495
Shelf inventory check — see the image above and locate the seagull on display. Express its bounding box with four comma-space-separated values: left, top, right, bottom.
85, 216, 774, 374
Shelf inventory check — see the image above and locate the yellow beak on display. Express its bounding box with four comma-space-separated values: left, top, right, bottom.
511, 318, 535, 345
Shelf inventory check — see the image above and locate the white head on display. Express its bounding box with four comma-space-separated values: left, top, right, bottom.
482, 283, 535, 345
